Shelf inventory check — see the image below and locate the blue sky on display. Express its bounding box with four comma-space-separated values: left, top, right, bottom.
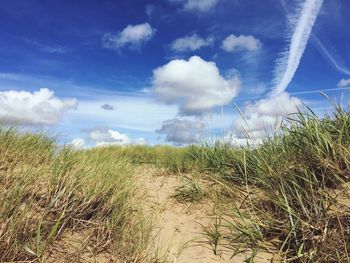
0, 0, 349, 147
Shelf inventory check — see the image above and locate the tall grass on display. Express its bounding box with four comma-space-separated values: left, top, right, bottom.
95, 144, 204, 174
3, 103, 350, 262
0, 127, 154, 262
200, 105, 350, 262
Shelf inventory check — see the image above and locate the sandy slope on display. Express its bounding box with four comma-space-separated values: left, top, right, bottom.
137, 166, 269, 263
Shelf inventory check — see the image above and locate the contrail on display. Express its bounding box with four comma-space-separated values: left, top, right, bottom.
311, 35, 350, 76
272, 0, 324, 95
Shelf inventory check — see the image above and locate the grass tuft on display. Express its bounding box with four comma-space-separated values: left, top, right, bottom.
172, 175, 208, 203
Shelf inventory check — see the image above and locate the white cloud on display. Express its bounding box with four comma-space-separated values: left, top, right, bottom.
87, 127, 146, 147
233, 92, 302, 139
66, 95, 178, 133
175, 0, 219, 12
223, 133, 262, 147
221, 34, 262, 53
152, 56, 239, 115
171, 34, 213, 52
0, 88, 77, 125
156, 118, 203, 145
273, 0, 323, 95
133, 138, 147, 145
70, 138, 85, 149
102, 23, 156, 50
244, 92, 302, 117
338, 78, 350, 88
186, 0, 218, 12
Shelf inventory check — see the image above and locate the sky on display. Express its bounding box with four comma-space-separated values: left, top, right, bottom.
0, 0, 350, 147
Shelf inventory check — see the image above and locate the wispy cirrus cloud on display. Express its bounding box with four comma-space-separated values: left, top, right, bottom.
24, 39, 73, 54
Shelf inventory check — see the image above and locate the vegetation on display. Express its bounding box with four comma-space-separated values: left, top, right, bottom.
172, 175, 208, 203
198, 105, 350, 262
0, 128, 155, 262
1, 103, 350, 262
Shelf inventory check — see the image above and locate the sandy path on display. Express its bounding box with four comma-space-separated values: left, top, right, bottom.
136, 166, 269, 263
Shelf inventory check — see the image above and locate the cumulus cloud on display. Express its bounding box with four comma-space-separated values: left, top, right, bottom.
0, 88, 77, 125
338, 78, 350, 88
101, 103, 114, 110
273, 0, 323, 95
156, 118, 203, 145
221, 34, 262, 53
70, 138, 85, 149
102, 23, 156, 50
233, 92, 302, 139
87, 127, 146, 147
170, 34, 213, 52
244, 92, 302, 117
152, 56, 239, 115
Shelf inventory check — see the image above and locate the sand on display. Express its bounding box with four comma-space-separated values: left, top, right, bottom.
137, 166, 270, 263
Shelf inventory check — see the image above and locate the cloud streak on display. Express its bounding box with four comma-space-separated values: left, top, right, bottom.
273, 0, 323, 95
312, 35, 350, 76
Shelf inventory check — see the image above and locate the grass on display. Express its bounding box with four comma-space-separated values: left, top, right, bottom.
199, 105, 350, 262
90, 144, 203, 173
2, 102, 350, 262
172, 175, 208, 203
106, 102, 350, 262
0, 127, 155, 262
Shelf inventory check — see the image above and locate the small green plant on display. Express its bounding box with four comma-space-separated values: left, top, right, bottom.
172, 176, 207, 203
201, 216, 222, 256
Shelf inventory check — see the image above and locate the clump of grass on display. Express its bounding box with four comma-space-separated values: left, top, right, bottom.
201, 216, 222, 256
172, 175, 208, 203
210, 104, 350, 261
0, 127, 155, 262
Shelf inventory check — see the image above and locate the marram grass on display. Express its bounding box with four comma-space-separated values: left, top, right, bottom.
0, 127, 155, 262
1, 103, 350, 262
199, 105, 350, 262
